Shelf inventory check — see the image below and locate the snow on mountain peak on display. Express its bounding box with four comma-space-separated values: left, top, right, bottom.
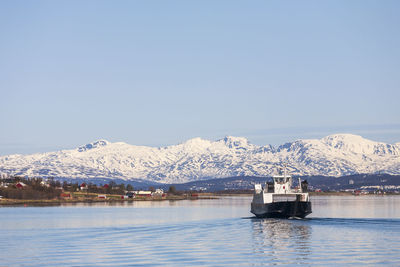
180, 137, 212, 151
0, 134, 399, 183
219, 136, 251, 149
322, 133, 365, 143
78, 140, 110, 152
184, 137, 209, 145
322, 133, 381, 154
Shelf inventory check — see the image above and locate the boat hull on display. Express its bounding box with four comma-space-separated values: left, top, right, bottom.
251, 201, 312, 218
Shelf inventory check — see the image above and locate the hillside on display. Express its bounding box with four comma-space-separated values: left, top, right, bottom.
0, 134, 399, 183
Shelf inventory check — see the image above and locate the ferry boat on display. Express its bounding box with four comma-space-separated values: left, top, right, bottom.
251, 166, 312, 218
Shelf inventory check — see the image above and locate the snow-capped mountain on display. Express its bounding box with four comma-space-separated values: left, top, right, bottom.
0, 134, 399, 183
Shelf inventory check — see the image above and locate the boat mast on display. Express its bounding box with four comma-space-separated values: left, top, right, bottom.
283, 163, 288, 177
299, 177, 302, 192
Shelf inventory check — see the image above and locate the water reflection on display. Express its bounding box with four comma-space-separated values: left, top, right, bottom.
251, 218, 311, 264
1, 196, 400, 266
311, 195, 400, 218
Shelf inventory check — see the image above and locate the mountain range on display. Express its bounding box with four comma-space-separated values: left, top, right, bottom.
0, 134, 399, 184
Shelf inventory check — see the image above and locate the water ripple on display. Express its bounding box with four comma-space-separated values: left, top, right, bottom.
1, 197, 400, 266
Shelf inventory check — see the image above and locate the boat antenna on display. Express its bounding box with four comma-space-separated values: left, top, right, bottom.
284, 163, 287, 177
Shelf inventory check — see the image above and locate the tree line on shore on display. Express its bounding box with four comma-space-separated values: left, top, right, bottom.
0, 177, 61, 200
0, 176, 181, 200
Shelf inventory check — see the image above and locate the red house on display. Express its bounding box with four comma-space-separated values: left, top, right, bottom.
80, 183, 88, 190
15, 182, 27, 189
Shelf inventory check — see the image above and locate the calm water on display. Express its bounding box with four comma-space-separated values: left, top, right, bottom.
1, 196, 400, 266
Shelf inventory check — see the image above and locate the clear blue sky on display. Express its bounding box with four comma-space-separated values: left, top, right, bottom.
1, 0, 399, 155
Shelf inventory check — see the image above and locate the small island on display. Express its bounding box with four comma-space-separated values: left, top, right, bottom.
1, 175, 397, 206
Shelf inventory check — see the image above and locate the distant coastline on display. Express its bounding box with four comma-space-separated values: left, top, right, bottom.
2, 191, 398, 207
0, 192, 218, 206
2, 173, 399, 208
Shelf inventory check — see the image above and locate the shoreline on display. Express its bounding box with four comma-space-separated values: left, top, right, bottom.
0, 194, 218, 206
1, 191, 397, 207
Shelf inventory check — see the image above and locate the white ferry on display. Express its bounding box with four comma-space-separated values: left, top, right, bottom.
251, 166, 312, 218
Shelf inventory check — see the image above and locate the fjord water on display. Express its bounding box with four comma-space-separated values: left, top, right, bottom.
1, 196, 399, 266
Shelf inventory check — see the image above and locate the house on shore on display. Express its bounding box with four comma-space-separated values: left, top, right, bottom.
80, 183, 88, 191
136, 191, 152, 197
15, 182, 27, 189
